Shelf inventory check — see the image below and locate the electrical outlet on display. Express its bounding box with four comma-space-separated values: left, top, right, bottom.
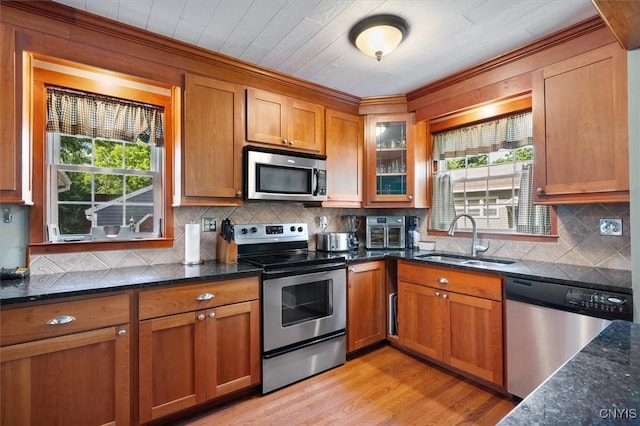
599, 218, 622, 236
202, 217, 216, 232
318, 216, 328, 229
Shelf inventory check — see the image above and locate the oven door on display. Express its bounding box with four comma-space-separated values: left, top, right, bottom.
262, 266, 346, 353
366, 225, 386, 249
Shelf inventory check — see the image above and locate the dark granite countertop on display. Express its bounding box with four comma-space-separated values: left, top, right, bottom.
0, 249, 632, 305
0, 261, 263, 305
498, 320, 640, 425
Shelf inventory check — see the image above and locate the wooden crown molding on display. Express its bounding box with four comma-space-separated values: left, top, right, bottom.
2, 0, 361, 108
406, 16, 607, 102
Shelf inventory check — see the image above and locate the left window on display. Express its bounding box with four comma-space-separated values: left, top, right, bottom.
30, 56, 174, 251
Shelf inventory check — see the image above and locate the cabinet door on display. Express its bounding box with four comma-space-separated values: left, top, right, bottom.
397, 281, 443, 360
347, 261, 386, 352
325, 109, 363, 206
444, 292, 503, 386
532, 43, 628, 203
183, 74, 243, 203
246, 88, 287, 146
0, 23, 20, 202
208, 300, 260, 399
139, 311, 206, 423
287, 98, 324, 153
1, 326, 130, 426
365, 113, 416, 206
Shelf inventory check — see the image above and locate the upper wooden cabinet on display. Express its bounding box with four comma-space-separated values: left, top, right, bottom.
182, 74, 244, 205
532, 43, 628, 204
364, 113, 428, 207
324, 109, 364, 207
246, 88, 325, 154
0, 23, 27, 204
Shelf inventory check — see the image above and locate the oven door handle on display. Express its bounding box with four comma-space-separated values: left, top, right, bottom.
261, 262, 346, 279
263, 329, 346, 359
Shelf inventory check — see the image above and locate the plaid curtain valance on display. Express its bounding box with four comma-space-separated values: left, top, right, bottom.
46, 86, 164, 146
432, 111, 532, 159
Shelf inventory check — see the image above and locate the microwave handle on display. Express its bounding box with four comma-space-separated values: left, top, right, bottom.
313, 168, 319, 196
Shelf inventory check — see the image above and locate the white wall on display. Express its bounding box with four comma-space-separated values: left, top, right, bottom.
629, 49, 640, 323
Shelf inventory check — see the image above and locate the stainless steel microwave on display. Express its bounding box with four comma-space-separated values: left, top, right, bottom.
243, 146, 327, 202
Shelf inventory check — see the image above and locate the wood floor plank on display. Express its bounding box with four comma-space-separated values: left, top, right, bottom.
179, 346, 516, 425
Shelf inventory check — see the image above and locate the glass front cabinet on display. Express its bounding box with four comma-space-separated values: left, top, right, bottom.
365, 113, 421, 207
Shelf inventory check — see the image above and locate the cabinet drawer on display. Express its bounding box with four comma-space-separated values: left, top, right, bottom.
398, 261, 502, 301
139, 276, 260, 320
1, 293, 130, 346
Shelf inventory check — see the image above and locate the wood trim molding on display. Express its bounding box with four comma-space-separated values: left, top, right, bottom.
592, 0, 640, 50
359, 95, 408, 115
406, 16, 607, 103
1, 0, 361, 109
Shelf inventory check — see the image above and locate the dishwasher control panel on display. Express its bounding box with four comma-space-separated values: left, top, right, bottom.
506, 277, 632, 321
565, 288, 631, 317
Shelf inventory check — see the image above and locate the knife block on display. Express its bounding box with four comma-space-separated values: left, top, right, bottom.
216, 237, 238, 264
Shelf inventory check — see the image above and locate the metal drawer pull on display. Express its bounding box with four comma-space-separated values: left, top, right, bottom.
47, 315, 76, 325
118, 329, 127, 336
198, 314, 206, 321
436, 277, 449, 285
435, 291, 440, 297
196, 293, 215, 301
443, 294, 448, 299
209, 312, 216, 319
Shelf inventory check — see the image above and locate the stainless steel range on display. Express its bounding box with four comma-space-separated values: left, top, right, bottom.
234, 222, 347, 394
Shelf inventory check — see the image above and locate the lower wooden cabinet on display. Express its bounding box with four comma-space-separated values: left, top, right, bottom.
397, 261, 504, 386
138, 278, 260, 423
347, 260, 386, 352
0, 294, 131, 425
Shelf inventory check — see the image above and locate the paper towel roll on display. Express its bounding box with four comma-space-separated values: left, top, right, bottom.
184, 223, 201, 264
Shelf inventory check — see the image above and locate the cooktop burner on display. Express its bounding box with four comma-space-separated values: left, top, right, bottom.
234, 222, 345, 271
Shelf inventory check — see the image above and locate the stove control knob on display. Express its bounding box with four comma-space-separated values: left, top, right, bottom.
241, 228, 248, 235
250, 227, 258, 233
297, 226, 303, 232
290, 226, 296, 232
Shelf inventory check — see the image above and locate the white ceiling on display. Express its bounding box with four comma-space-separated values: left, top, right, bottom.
51, 0, 599, 98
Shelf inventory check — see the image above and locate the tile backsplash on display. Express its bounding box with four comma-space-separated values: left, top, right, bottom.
29, 202, 631, 274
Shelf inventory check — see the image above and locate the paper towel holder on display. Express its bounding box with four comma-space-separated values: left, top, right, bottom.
182, 221, 204, 265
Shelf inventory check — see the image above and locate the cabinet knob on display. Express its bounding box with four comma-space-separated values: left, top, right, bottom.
47, 315, 76, 325
198, 314, 205, 321
236, 191, 242, 197
283, 139, 288, 145
435, 291, 440, 297
289, 140, 294, 145
436, 277, 448, 285
536, 187, 544, 195
443, 294, 448, 299
408, 195, 413, 200
196, 293, 215, 301
327, 195, 332, 199
118, 329, 127, 336
209, 312, 216, 319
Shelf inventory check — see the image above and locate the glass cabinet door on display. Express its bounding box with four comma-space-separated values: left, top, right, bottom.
375, 120, 407, 196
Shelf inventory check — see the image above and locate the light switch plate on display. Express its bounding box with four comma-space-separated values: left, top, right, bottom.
599, 218, 622, 236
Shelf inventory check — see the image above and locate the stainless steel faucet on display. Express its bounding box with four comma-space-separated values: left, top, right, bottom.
447, 214, 489, 257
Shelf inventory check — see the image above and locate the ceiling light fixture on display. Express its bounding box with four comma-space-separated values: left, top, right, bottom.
349, 14, 409, 62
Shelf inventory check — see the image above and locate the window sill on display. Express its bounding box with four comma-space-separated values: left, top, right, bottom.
29, 238, 174, 256
426, 229, 559, 243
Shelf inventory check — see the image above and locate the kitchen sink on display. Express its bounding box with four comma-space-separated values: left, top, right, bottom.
414, 253, 515, 268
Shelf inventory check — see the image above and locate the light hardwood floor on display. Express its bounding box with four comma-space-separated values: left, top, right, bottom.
179, 345, 517, 425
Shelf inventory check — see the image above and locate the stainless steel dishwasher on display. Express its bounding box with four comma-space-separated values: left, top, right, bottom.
506, 277, 632, 399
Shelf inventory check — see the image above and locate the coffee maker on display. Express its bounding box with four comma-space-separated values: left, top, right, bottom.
345, 215, 360, 250
406, 216, 419, 249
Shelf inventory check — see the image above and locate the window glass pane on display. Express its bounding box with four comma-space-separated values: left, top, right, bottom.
95, 139, 124, 168
95, 173, 124, 202
125, 175, 153, 195
60, 136, 92, 165
125, 142, 151, 170
95, 204, 123, 226
58, 204, 92, 235
58, 171, 92, 202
